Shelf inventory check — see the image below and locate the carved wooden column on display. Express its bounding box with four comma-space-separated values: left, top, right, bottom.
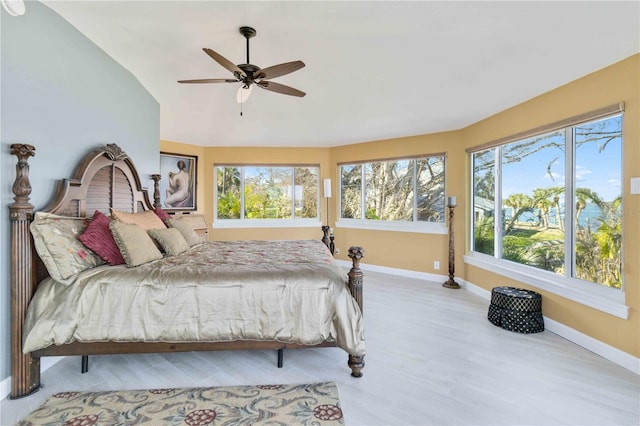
321, 225, 330, 250
347, 246, 364, 310
443, 198, 460, 289
347, 246, 365, 377
9, 144, 40, 398
151, 174, 161, 208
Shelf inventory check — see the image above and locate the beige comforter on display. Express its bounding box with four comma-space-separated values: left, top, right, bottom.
23, 240, 365, 356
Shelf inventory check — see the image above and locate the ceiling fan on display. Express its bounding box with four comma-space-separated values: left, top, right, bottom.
178, 26, 306, 103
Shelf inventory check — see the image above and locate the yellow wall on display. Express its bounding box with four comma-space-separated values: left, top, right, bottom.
329, 131, 462, 272
160, 141, 207, 216
160, 142, 331, 242
162, 54, 639, 358
460, 54, 639, 358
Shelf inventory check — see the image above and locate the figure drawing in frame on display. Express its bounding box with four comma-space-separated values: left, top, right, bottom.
159, 153, 197, 211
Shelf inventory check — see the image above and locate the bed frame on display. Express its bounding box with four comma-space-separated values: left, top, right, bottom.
9, 143, 365, 399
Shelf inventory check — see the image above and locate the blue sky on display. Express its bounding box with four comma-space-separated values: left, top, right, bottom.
502, 115, 622, 203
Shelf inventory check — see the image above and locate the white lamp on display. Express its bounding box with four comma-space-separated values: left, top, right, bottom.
322, 178, 334, 254
236, 84, 254, 104
323, 178, 332, 199
323, 178, 332, 226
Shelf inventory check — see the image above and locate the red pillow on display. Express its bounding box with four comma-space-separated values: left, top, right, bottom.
78, 210, 125, 265
154, 207, 171, 224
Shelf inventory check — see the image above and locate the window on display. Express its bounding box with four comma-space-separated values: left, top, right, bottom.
470, 112, 623, 291
215, 165, 319, 226
339, 155, 446, 233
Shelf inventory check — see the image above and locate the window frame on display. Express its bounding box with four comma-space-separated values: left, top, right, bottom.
213, 164, 321, 229
336, 154, 448, 235
465, 103, 628, 319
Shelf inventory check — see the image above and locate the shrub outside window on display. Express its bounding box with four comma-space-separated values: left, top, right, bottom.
215, 165, 319, 224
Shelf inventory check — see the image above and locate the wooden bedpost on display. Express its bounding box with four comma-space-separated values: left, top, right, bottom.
151, 174, 161, 208
9, 144, 41, 398
347, 246, 365, 377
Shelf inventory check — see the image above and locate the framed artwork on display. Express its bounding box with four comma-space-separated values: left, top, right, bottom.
159, 152, 197, 211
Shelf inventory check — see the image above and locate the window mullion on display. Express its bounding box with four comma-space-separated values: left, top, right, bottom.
565, 127, 575, 278
413, 159, 418, 222
214, 167, 218, 220
361, 165, 366, 220
291, 168, 296, 219
495, 147, 503, 259
240, 167, 245, 220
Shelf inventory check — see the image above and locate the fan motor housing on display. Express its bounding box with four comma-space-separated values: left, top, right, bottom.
238, 63, 260, 75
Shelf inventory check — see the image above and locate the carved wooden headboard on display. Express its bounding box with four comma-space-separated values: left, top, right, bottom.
42, 143, 156, 217
8, 143, 159, 398
28, 143, 158, 284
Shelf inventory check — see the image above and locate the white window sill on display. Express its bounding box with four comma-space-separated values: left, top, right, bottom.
335, 219, 448, 234
212, 219, 322, 229
464, 252, 629, 319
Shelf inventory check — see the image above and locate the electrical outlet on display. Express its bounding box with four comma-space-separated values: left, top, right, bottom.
434, 261, 440, 270
335, 248, 340, 255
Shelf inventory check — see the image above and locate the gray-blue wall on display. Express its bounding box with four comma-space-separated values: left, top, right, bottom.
1, 2, 160, 388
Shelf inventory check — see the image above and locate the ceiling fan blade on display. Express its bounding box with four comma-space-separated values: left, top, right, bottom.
254, 60, 305, 80
177, 78, 238, 84
258, 81, 306, 97
203, 48, 246, 78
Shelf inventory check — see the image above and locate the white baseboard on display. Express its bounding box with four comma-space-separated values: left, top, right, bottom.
340, 260, 639, 375
336, 259, 448, 283
1, 356, 64, 400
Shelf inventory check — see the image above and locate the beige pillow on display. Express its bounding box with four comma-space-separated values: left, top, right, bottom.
148, 228, 189, 256
167, 218, 201, 247
110, 221, 163, 267
30, 212, 105, 283
110, 209, 166, 231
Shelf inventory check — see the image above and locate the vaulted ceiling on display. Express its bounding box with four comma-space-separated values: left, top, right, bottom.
42, 1, 639, 147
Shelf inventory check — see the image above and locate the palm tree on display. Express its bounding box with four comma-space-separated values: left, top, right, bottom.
503, 193, 533, 233
532, 187, 564, 229
575, 188, 606, 231
575, 198, 587, 229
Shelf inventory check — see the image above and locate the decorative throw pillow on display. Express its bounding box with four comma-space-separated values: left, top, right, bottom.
148, 228, 190, 256
154, 207, 172, 224
110, 209, 167, 231
167, 217, 201, 247
109, 221, 163, 267
30, 212, 105, 283
78, 210, 125, 265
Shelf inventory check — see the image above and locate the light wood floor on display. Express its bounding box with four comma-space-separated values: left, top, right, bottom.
2, 270, 639, 425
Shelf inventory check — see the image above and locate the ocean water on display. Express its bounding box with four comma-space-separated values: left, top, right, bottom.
503, 203, 609, 229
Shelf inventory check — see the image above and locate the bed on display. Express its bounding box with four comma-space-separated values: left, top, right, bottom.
8, 143, 365, 399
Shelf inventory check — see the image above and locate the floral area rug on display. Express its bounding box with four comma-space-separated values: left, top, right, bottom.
17, 382, 344, 425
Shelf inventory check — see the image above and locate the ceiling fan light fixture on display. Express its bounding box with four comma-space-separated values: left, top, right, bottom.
179, 26, 306, 101
236, 84, 254, 103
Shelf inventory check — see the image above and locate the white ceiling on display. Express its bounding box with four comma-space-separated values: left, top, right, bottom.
42, 1, 639, 148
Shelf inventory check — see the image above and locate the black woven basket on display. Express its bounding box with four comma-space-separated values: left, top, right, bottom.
488, 286, 544, 334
